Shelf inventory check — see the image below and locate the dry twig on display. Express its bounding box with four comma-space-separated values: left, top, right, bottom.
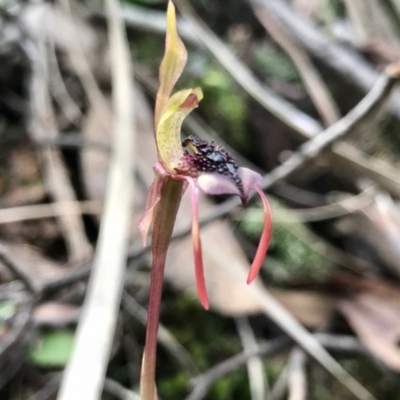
248, 0, 400, 119
236, 316, 270, 400
56, 0, 135, 398
27, 40, 92, 263
0, 201, 102, 225
252, 5, 340, 126
288, 348, 307, 400
186, 337, 291, 400
0, 245, 38, 295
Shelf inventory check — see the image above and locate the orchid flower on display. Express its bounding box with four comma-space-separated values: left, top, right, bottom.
139, 2, 272, 399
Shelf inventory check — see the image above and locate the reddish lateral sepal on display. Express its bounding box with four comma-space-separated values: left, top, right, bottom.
246, 186, 273, 284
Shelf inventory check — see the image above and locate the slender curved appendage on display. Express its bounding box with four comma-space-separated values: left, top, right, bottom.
247, 186, 273, 284
187, 178, 209, 310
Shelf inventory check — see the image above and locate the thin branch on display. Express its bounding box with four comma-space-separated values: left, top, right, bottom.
0, 201, 102, 225
236, 316, 270, 400
0, 298, 33, 390
240, 184, 375, 224
28, 375, 140, 400
56, 0, 135, 398
186, 337, 291, 400
56, 0, 110, 128
248, 0, 400, 120
47, 35, 83, 126
26, 39, 92, 263
288, 348, 307, 400
270, 366, 288, 400
252, 4, 340, 126
186, 334, 378, 400
0, 245, 38, 295
103, 378, 140, 400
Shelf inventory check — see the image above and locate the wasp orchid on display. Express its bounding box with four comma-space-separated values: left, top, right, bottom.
139, 2, 272, 398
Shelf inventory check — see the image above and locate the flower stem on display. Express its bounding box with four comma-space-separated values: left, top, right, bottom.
140, 177, 184, 400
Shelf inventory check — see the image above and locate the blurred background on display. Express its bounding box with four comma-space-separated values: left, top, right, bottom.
1, 0, 400, 399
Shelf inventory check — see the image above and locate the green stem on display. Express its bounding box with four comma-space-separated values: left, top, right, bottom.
140, 177, 184, 400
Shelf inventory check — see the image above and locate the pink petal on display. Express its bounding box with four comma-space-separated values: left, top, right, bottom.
138, 173, 165, 247
197, 173, 241, 197
247, 186, 273, 284
186, 177, 209, 310
197, 167, 262, 205
238, 167, 262, 199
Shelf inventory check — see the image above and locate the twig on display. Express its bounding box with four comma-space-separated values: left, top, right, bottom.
252, 4, 340, 126
288, 348, 307, 400
270, 366, 288, 400
56, 0, 110, 128
56, 0, 135, 398
186, 337, 291, 400
241, 184, 375, 224
186, 333, 381, 400
236, 316, 270, 400
0, 244, 38, 295
36, 134, 112, 152
47, 35, 83, 126
0, 298, 33, 390
26, 39, 92, 263
248, 0, 400, 120
0, 201, 102, 225
103, 378, 140, 400
39, 262, 91, 294
28, 375, 140, 400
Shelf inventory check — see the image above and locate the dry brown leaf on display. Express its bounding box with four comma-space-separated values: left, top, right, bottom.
269, 289, 335, 329
338, 277, 400, 371
34, 302, 80, 326
166, 212, 266, 315
0, 240, 66, 286
335, 193, 400, 278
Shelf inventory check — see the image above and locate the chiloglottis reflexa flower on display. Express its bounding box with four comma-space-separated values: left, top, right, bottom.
138, 0, 273, 310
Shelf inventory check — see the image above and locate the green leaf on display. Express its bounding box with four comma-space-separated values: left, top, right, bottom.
29, 330, 75, 367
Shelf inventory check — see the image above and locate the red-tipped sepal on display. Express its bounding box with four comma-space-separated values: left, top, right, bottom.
246, 186, 273, 284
